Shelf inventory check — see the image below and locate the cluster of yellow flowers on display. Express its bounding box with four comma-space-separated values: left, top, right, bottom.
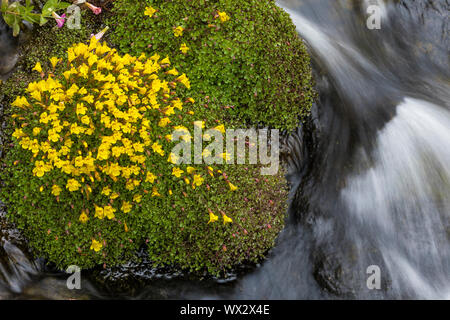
11, 37, 236, 252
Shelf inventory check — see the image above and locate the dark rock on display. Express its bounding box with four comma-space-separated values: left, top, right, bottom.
0, 16, 19, 80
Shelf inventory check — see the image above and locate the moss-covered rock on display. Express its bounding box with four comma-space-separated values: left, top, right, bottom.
0, 1, 308, 276
0, 25, 287, 276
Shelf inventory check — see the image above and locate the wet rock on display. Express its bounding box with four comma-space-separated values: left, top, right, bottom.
19, 277, 92, 300
0, 17, 19, 80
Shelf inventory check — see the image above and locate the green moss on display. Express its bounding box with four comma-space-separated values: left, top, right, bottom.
108, 0, 315, 130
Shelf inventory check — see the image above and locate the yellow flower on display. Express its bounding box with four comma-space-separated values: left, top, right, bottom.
158, 117, 171, 127
90, 239, 103, 252
121, 201, 132, 213
172, 167, 184, 178
76, 103, 87, 115
66, 179, 81, 192
173, 26, 184, 37
168, 152, 179, 164
223, 214, 233, 224
145, 172, 157, 183
160, 56, 170, 65
81, 95, 94, 104
151, 142, 164, 156
110, 192, 119, 200
33, 127, 41, 136
152, 187, 161, 197
81, 115, 90, 125
193, 174, 204, 187
133, 194, 142, 203
217, 11, 230, 22
228, 182, 238, 191
94, 206, 105, 219
180, 43, 189, 54
167, 68, 179, 76
101, 187, 111, 196
11, 96, 30, 109
214, 124, 226, 133
208, 210, 218, 224
50, 57, 60, 69
30, 90, 42, 102
51, 184, 62, 196
79, 212, 89, 223
144, 6, 156, 17
186, 166, 195, 174
33, 62, 43, 73
176, 73, 191, 89
104, 205, 116, 219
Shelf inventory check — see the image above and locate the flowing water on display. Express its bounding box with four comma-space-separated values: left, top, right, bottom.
0, 0, 449, 299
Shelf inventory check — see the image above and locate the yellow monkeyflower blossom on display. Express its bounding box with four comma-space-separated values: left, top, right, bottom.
158, 117, 171, 127
76, 103, 87, 115
11, 96, 30, 109
172, 167, 184, 178
160, 56, 170, 65
214, 124, 226, 133
79, 212, 89, 223
176, 73, 191, 89
32, 62, 43, 73
50, 57, 60, 69
223, 213, 233, 224
104, 205, 116, 219
33, 127, 42, 136
95, 205, 105, 219
180, 43, 189, 54
167, 68, 179, 76
121, 201, 132, 213
208, 210, 218, 224
110, 192, 119, 200
144, 6, 156, 17
90, 239, 103, 252
228, 182, 238, 191
51, 184, 62, 196
186, 166, 196, 174
151, 142, 164, 156
173, 26, 184, 37
193, 174, 204, 187
217, 11, 230, 22
151, 187, 161, 197
168, 152, 179, 164
133, 194, 142, 203
101, 186, 111, 196
145, 172, 157, 183
66, 179, 81, 192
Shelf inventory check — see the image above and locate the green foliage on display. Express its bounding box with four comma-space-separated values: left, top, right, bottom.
108, 0, 315, 130
1, 0, 70, 36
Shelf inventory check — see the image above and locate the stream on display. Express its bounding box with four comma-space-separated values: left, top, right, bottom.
0, 0, 449, 299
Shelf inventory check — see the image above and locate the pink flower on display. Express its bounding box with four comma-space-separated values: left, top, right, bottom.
52, 12, 66, 28
86, 2, 102, 15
